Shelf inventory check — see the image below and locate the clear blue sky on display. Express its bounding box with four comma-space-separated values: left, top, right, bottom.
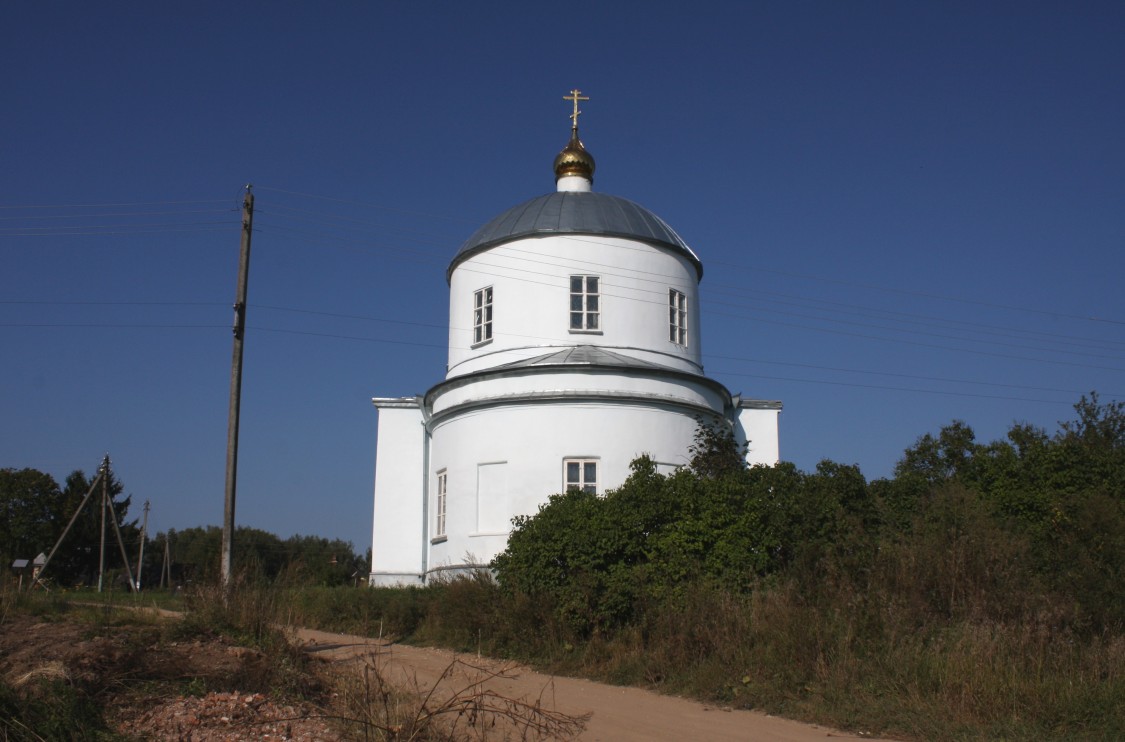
3, 2, 1123, 552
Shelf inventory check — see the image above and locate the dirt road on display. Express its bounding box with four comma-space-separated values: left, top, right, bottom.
298, 627, 898, 742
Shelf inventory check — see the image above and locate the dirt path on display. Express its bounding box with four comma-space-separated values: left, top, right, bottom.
297, 627, 898, 742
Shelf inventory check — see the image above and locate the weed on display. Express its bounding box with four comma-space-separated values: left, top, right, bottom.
334, 654, 588, 741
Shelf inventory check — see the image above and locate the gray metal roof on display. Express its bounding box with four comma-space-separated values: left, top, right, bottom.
425, 344, 733, 410
494, 345, 671, 371
448, 191, 702, 282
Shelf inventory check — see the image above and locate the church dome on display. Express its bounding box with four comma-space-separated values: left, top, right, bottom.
447, 191, 703, 282
553, 129, 596, 183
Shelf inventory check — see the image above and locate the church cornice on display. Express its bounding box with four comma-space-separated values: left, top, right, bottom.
371, 396, 423, 409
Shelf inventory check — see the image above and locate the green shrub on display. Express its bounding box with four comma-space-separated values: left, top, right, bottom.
0, 678, 119, 741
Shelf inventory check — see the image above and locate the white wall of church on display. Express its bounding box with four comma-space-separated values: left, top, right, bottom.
370, 402, 426, 586
447, 235, 702, 378
736, 405, 782, 467
425, 400, 704, 571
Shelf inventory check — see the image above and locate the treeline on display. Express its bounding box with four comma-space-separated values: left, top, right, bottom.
158, 526, 365, 587
0, 467, 364, 589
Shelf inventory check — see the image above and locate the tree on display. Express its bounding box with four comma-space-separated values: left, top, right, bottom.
877, 393, 1125, 629
1052, 392, 1125, 496
688, 417, 746, 478
0, 468, 62, 570
492, 421, 877, 634
893, 420, 977, 487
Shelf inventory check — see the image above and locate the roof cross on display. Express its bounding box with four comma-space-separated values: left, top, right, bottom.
563, 89, 589, 131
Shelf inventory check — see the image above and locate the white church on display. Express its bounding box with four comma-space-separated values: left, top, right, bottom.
369, 92, 781, 586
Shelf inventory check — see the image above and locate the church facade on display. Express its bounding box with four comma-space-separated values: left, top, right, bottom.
369, 93, 780, 586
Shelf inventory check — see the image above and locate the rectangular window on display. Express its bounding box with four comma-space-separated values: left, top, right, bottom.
569, 275, 600, 331
669, 289, 687, 346
564, 458, 598, 494
473, 287, 493, 345
435, 470, 447, 538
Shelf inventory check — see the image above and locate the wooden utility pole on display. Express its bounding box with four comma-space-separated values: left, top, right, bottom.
222, 185, 254, 587
164, 538, 172, 588
98, 458, 108, 592
107, 489, 138, 591
159, 537, 171, 589
134, 500, 149, 590
33, 460, 105, 591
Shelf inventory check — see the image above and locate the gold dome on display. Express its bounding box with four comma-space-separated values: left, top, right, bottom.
553, 129, 596, 183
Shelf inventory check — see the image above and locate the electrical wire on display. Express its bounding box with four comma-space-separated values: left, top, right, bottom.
4, 186, 1121, 407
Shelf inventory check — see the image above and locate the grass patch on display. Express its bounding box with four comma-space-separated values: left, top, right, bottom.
275, 577, 1125, 741
0, 678, 125, 742
332, 655, 588, 741
0, 580, 334, 740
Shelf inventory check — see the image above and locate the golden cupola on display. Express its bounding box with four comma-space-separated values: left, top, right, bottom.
554, 129, 596, 183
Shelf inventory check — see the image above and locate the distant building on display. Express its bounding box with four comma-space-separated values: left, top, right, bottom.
10, 552, 46, 589
369, 93, 780, 585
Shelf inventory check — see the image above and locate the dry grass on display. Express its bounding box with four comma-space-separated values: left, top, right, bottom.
333, 654, 588, 741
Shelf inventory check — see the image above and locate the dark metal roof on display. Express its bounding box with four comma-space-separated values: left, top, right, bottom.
448, 191, 702, 282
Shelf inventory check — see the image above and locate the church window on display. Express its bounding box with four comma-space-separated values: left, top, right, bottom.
563, 458, 598, 494
473, 287, 493, 345
669, 289, 687, 346
435, 470, 447, 538
570, 275, 599, 331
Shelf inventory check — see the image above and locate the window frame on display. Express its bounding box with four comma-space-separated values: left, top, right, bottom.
569, 275, 601, 333
563, 458, 599, 495
473, 286, 494, 346
434, 469, 448, 541
669, 288, 687, 346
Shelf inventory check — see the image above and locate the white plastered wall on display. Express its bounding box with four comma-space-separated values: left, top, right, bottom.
736, 403, 782, 467
369, 400, 427, 586
447, 235, 702, 378
426, 398, 706, 571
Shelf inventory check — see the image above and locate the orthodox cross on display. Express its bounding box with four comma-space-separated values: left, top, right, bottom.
564, 89, 589, 130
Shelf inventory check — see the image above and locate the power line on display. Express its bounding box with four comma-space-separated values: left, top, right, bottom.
252, 186, 1123, 328
0, 300, 226, 306
253, 185, 478, 224
250, 325, 448, 351
0, 225, 236, 237
705, 352, 1123, 398
250, 221, 447, 264
0, 198, 233, 210
707, 300, 1125, 363
17, 184, 1103, 338
707, 258, 1125, 327
711, 369, 1074, 406
258, 204, 1123, 343
257, 204, 463, 242
0, 208, 235, 222
0, 322, 227, 329
709, 308, 1125, 373
706, 284, 1125, 353
5, 187, 1120, 407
